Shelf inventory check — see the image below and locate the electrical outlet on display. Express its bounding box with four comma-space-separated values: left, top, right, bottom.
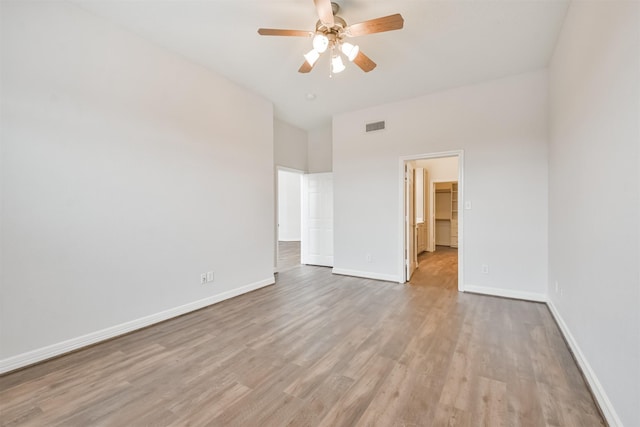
465, 201, 472, 210
555, 280, 559, 293
207, 271, 214, 282
200, 273, 207, 284
481, 264, 489, 274
366, 254, 372, 263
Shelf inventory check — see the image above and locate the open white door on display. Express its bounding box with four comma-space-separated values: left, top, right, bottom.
302, 173, 333, 267
405, 163, 417, 280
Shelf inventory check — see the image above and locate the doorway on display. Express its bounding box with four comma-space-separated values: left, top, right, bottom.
400, 151, 463, 291
276, 167, 304, 272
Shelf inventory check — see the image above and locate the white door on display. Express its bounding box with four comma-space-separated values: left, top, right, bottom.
405, 163, 418, 280
302, 173, 333, 267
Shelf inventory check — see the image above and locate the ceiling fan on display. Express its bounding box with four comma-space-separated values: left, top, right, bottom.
258, 0, 404, 75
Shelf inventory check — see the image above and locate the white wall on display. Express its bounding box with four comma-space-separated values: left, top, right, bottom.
307, 123, 333, 173
333, 70, 548, 299
0, 1, 274, 368
416, 157, 459, 182
548, 2, 640, 426
277, 170, 301, 241
274, 119, 308, 171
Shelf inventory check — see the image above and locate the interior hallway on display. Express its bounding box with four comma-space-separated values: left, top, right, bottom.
409, 246, 459, 290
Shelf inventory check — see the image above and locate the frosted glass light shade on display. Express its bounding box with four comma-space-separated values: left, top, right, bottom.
341, 42, 360, 61
304, 49, 320, 66
312, 34, 329, 53
332, 55, 345, 73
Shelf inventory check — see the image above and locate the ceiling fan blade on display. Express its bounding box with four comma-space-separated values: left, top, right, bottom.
314, 0, 334, 26
298, 60, 315, 73
345, 14, 404, 37
353, 51, 377, 72
258, 28, 313, 37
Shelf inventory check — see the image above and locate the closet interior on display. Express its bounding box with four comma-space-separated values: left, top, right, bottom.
434, 181, 458, 248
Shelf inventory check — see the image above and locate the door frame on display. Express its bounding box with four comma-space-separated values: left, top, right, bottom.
398, 150, 464, 291
275, 166, 305, 273
405, 162, 417, 281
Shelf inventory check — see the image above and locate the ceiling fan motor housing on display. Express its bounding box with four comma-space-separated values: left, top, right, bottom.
316, 16, 347, 34
331, 2, 340, 16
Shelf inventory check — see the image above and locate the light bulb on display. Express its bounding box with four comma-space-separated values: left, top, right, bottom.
304, 49, 320, 66
341, 42, 360, 62
312, 33, 329, 53
332, 55, 345, 73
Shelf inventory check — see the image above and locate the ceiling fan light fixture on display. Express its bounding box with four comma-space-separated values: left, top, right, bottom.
304, 49, 321, 66
331, 55, 346, 73
312, 33, 329, 53
341, 42, 360, 62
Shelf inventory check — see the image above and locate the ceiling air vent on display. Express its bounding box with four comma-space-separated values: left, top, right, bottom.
366, 121, 385, 132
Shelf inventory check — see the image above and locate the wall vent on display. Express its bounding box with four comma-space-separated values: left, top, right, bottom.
366, 121, 385, 132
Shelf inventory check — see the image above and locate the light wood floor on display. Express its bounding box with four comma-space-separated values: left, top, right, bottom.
410, 246, 459, 290
278, 240, 301, 272
0, 254, 604, 426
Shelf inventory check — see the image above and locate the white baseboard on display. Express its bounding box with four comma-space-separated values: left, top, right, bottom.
463, 284, 546, 302
332, 268, 401, 283
546, 300, 622, 427
0, 276, 275, 375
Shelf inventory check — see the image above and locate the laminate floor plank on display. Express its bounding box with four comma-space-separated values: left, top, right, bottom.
285, 373, 354, 427
1, 248, 605, 426
278, 241, 301, 272
316, 354, 394, 427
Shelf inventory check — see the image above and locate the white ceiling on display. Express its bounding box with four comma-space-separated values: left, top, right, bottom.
74, 0, 569, 130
